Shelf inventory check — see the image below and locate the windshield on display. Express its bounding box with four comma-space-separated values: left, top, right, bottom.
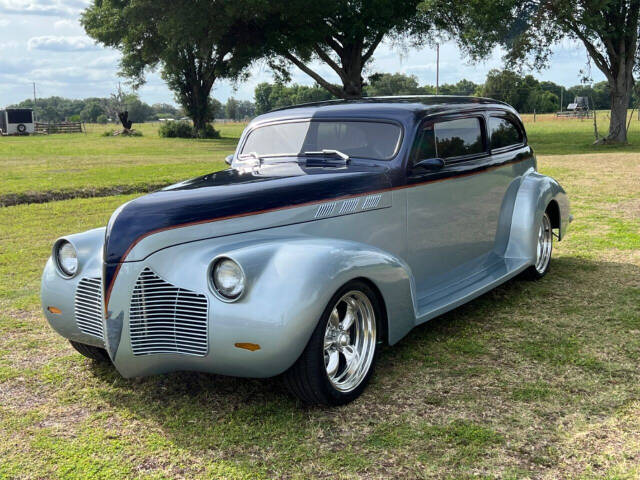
241, 120, 402, 161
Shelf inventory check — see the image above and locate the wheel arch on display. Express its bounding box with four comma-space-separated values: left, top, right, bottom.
349, 276, 389, 345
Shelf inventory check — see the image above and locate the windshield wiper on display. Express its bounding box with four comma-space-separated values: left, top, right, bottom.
300, 149, 350, 162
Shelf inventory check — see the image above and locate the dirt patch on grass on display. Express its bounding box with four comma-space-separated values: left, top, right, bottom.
0, 183, 170, 207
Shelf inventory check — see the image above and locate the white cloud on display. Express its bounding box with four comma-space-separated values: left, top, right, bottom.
0, 0, 79, 17
0, 18, 9, 26
28, 35, 99, 52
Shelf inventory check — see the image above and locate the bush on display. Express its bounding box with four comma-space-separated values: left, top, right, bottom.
158, 121, 194, 138
96, 114, 108, 124
158, 121, 220, 139
69, 114, 81, 122
195, 123, 220, 139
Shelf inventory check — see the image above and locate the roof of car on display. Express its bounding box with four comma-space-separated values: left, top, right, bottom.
254, 96, 517, 126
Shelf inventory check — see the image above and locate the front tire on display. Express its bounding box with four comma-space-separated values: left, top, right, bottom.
522, 211, 553, 280
69, 340, 111, 363
284, 280, 381, 406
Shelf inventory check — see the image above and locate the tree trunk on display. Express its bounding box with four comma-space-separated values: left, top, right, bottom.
341, 66, 364, 99
607, 85, 631, 143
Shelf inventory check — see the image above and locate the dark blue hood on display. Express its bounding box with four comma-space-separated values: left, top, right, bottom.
104, 161, 392, 267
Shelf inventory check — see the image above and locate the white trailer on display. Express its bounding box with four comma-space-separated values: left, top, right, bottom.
0, 109, 35, 135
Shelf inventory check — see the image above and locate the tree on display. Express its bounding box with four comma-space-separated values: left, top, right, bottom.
365, 73, 422, 96
82, 0, 270, 137
481, 69, 529, 110
253, 82, 333, 114
225, 97, 240, 120
500, 0, 640, 143
266, 0, 429, 99
80, 101, 105, 122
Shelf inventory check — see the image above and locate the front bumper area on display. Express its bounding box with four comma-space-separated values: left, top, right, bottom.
42, 234, 327, 380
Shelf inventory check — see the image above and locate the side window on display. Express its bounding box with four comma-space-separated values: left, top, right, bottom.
489, 116, 523, 150
413, 125, 436, 162
434, 117, 484, 159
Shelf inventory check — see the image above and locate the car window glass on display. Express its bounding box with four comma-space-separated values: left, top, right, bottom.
434, 117, 484, 159
489, 116, 523, 149
242, 121, 402, 160
413, 125, 436, 163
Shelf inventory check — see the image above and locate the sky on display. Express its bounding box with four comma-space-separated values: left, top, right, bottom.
0, 0, 607, 109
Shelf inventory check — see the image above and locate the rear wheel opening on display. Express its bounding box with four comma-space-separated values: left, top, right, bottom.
522, 211, 553, 280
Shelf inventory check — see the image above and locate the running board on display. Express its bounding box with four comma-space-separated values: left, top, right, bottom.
415, 257, 531, 324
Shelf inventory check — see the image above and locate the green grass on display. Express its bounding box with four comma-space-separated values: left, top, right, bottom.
0, 122, 243, 204
0, 118, 639, 478
2, 114, 640, 205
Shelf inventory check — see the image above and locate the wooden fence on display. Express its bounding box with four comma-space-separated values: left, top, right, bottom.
35, 121, 84, 134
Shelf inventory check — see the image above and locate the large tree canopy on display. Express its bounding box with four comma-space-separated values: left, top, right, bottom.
82, 0, 268, 136
498, 0, 640, 143
264, 0, 431, 99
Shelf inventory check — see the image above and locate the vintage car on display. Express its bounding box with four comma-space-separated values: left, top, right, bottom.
41, 96, 571, 405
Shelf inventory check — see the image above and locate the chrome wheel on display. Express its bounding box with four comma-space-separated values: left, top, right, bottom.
535, 213, 553, 274
323, 290, 377, 393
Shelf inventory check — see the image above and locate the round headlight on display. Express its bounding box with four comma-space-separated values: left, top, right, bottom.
211, 258, 245, 300
55, 240, 78, 277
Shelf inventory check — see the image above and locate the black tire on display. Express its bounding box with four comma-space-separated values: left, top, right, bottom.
16, 124, 26, 133
69, 340, 111, 363
522, 211, 553, 280
283, 280, 381, 406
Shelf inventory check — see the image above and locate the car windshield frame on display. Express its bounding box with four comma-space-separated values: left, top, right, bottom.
238, 118, 404, 162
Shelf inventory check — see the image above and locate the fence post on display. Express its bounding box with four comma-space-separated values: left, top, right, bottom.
533, 109, 536, 122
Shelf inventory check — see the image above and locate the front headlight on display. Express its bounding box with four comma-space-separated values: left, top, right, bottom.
211, 257, 245, 301
54, 240, 78, 277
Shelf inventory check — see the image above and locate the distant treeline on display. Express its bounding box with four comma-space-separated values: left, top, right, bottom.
255, 69, 622, 115
8, 68, 627, 123
8, 94, 256, 123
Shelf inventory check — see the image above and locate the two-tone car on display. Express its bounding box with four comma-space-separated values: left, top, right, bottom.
41, 96, 570, 405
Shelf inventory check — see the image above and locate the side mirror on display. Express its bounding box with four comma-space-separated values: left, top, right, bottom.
225, 154, 234, 166
413, 158, 445, 172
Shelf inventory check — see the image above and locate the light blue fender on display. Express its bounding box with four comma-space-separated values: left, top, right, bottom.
41, 227, 105, 348
505, 172, 570, 262
107, 235, 417, 378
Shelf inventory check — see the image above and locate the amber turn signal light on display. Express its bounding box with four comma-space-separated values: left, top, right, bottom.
234, 342, 260, 351
47, 306, 62, 314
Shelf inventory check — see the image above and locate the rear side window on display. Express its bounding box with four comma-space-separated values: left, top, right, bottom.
434, 117, 484, 159
489, 116, 523, 150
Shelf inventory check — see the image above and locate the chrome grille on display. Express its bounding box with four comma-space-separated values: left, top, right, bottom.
129, 268, 209, 356
75, 277, 104, 339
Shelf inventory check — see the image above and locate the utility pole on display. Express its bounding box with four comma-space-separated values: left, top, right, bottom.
560, 87, 563, 112
435, 44, 439, 95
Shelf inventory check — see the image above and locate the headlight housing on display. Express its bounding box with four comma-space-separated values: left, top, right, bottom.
54, 240, 78, 277
210, 257, 245, 301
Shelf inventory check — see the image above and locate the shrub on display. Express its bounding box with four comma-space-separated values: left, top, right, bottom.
158, 121, 220, 139
195, 123, 220, 139
69, 114, 81, 122
158, 121, 194, 138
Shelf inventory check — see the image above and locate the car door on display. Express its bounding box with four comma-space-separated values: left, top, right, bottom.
405, 113, 510, 299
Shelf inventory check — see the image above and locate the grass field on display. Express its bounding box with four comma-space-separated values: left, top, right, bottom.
0, 115, 639, 479
1, 113, 640, 205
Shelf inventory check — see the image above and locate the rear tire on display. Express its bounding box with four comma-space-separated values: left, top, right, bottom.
69, 340, 111, 363
284, 280, 381, 406
522, 211, 553, 280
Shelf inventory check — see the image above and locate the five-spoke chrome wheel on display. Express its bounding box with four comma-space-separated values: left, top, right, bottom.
323, 291, 377, 393
535, 213, 553, 274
